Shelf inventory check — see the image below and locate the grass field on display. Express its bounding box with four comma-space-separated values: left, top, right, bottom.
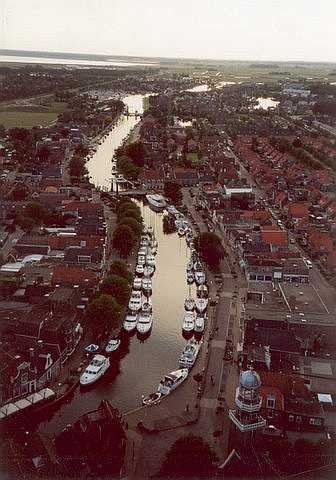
0, 102, 68, 127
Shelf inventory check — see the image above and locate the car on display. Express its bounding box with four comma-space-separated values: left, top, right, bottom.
303, 258, 313, 269
84, 344, 99, 353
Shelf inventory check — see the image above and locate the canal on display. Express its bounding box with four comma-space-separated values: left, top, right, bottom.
39, 94, 194, 437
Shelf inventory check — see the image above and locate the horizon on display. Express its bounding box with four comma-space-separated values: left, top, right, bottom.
1, 48, 336, 66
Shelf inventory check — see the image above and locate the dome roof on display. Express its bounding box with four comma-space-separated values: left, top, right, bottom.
240, 369, 261, 389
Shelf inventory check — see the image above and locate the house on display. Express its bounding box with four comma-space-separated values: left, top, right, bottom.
245, 257, 309, 284
260, 225, 288, 250
51, 265, 98, 290
173, 168, 199, 186
64, 245, 103, 267
138, 169, 163, 190
288, 202, 310, 222
307, 229, 334, 257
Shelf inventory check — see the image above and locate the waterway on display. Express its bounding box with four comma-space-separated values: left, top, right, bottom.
38, 94, 196, 437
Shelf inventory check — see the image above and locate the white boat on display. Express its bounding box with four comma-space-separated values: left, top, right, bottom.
105, 339, 121, 353
138, 246, 147, 256
133, 277, 142, 290
197, 284, 208, 298
182, 311, 196, 332
157, 369, 189, 396
136, 264, 144, 276
187, 272, 194, 284
194, 270, 206, 285
184, 297, 195, 311
137, 311, 153, 334
142, 277, 152, 294
146, 254, 155, 266
166, 205, 179, 216
146, 194, 166, 211
128, 291, 142, 312
140, 237, 149, 247
80, 355, 110, 386
178, 227, 187, 236
150, 239, 158, 249
123, 313, 138, 332
142, 297, 152, 313
179, 339, 201, 369
195, 297, 208, 313
194, 316, 205, 334
194, 260, 203, 271
143, 265, 155, 277
137, 255, 146, 266
186, 262, 193, 272
144, 225, 154, 236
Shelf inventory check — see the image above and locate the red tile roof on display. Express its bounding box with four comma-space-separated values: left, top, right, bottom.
288, 202, 310, 219
260, 226, 288, 246
308, 229, 334, 253
51, 265, 98, 288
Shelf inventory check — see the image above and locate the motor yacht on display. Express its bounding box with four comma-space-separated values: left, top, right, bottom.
179, 339, 201, 369
123, 312, 138, 332
138, 246, 147, 256
184, 297, 195, 311
186, 262, 193, 272
194, 270, 206, 285
135, 264, 144, 276
136, 311, 152, 334
197, 284, 208, 298
194, 315, 205, 334
146, 194, 166, 211
178, 227, 187, 236
142, 277, 152, 295
187, 272, 194, 284
142, 392, 162, 406
142, 297, 152, 313
182, 311, 196, 332
146, 254, 155, 266
128, 291, 142, 312
195, 297, 208, 313
157, 369, 189, 396
137, 255, 146, 266
80, 355, 110, 386
133, 277, 142, 290
143, 265, 155, 277
105, 339, 121, 353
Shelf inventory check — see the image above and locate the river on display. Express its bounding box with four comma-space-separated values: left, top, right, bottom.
38, 94, 195, 437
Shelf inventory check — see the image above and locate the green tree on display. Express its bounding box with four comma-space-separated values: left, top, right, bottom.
100, 274, 131, 306
164, 180, 182, 204
118, 208, 142, 224
87, 294, 122, 331
112, 224, 136, 258
118, 216, 142, 237
158, 435, 218, 478
195, 232, 224, 270
109, 260, 133, 284
124, 141, 146, 167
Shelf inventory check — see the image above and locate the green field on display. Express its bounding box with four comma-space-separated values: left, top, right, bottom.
0, 102, 68, 127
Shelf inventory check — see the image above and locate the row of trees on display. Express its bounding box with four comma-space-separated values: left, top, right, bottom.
112, 198, 143, 258
115, 141, 147, 180
87, 260, 133, 333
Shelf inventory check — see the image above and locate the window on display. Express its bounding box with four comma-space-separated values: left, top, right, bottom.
310, 418, 322, 426
289, 415, 294, 422
296, 416, 302, 423
265, 275, 272, 282
249, 274, 256, 281
78, 255, 91, 263
267, 395, 276, 409
257, 275, 264, 281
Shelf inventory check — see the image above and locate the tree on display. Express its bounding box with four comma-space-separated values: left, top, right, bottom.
118, 216, 142, 237
118, 208, 142, 224
109, 260, 132, 284
100, 274, 131, 306
112, 224, 136, 258
195, 232, 224, 270
25, 201, 46, 221
124, 141, 146, 167
164, 181, 182, 204
87, 294, 122, 331
158, 435, 218, 478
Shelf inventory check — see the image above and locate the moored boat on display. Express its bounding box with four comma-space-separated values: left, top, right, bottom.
142, 297, 152, 313
146, 194, 166, 211
143, 265, 155, 277
105, 339, 121, 353
142, 392, 162, 406
187, 272, 194, 284
123, 312, 138, 332
136, 311, 153, 334
197, 284, 208, 298
182, 311, 196, 332
80, 355, 110, 386
128, 291, 142, 312
133, 277, 142, 290
136, 264, 144, 276
179, 339, 201, 369
142, 277, 152, 295
184, 297, 195, 311
195, 297, 208, 313
194, 270, 206, 285
157, 369, 189, 395
194, 315, 205, 334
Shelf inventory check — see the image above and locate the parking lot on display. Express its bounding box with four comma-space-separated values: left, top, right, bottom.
280, 282, 328, 314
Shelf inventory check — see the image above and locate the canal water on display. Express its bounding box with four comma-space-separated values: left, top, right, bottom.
38, 95, 195, 436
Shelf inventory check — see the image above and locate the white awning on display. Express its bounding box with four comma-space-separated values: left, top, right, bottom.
0, 403, 20, 416
38, 388, 55, 399
15, 398, 32, 410
26, 392, 43, 404
318, 393, 333, 404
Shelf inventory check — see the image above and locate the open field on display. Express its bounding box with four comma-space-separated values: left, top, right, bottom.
0, 102, 68, 127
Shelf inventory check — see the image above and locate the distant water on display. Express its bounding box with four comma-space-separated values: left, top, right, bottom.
0, 54, 157, 68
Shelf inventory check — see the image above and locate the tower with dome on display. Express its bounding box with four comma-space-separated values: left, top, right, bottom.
229, 366, 266, 433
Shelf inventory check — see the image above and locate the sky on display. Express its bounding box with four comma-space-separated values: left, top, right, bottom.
1, 0, 335, 62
